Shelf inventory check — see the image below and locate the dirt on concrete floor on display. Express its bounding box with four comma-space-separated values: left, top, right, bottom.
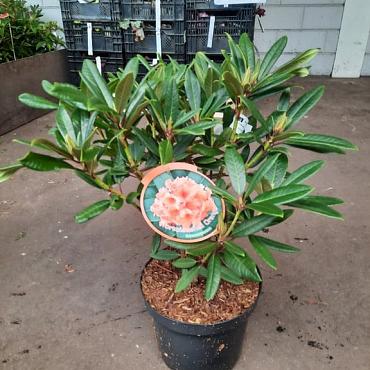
0, 77, 370, 370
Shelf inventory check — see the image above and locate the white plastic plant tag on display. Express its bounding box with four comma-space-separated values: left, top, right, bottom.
152, 58, 158, 66
95, 56, 102, 74
155, 0, 162, 56
87, 22, 93, 56
236, 114, 252, 134
207, 16, 215, 48
214, 0, 265, 5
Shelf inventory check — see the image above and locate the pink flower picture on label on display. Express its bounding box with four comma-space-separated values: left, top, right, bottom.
140, 163, 224, 242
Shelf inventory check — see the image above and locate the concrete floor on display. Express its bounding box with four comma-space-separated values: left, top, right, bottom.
0, 77, 369, 370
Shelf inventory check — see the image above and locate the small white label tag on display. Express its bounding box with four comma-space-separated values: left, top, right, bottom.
207, 16, 215, 48
87, 22, 93, 56
95, 56, 102, 74
236, 114, 252, 134
152, 58, 158, 66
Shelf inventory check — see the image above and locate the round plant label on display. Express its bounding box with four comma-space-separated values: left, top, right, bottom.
140, 163, 224, 243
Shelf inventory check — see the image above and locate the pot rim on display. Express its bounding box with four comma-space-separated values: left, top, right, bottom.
140, 258, 262, 329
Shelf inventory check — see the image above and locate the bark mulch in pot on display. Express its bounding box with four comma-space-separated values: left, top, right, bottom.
141, 259, 260, 325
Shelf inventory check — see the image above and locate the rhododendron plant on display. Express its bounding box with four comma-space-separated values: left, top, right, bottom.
0, 34, 357, 300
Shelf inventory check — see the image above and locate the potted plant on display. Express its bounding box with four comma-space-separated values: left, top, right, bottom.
0, 0, 67, 135
0, 34, 356, 370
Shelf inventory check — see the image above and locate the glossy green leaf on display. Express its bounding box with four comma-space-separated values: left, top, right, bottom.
80, 60, 115, 110
185, 69, 201, 112
172, 257, 197, 269
283, 160, 325, 186
191, 144, 222, 157
253, 184, 313, 205
286, 86, 324, 128
205, 254, 221, 300
246, 154, 280, 195
247, 202, 284, 217
277, 89, 291, 111
18, 93, 58, 110
151, 234, 161, 254
249, 235, 277, 270
286, 134, 357, 153
259, 36, 287, 79
221, 265, 244, 284
222, 71, 243, 98
175, 266, 200, 293
115, 72, 134, 114
275, 49, 319, 75
75, 200, 111, 223
289, 199, 343, 219
0, 163, 23, 183
251, 236, 300, 253
224, 147, 246, 195
75, 170, 103, 189
210, 185, 237, 203
159, 140, 173, 164
151, 249, 179, 261
132, 128, 159, 156
239, 32, 255, 70
19, 152, 73, 172
232, 214, 276, 237
224, 241, 246, 256
223, 250, 261, 282
263, 154, 288, 188
302, 195, 344, 205
175, 120, 219, 135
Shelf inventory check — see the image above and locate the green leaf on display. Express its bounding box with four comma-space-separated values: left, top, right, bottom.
275, 49, 319, 75
210, 185, 237, 203
227, 33, 246, 78
151, 249, 179, 261
232, 214, 276, 237
286, 86, 324, 128
175, 266, 200, 293
246, 154, 280, 195
286, 134, 357, 153
249, 235, 277, 270
251, 236, 300, 253
222, 71, 243, 98
165, 240, 218, 256
159, 140, 173, 164
126, 191, 139, 204
115, 72, 134, 114
205, 254, 221, 301
240, 96, 267, 130
259, 36, 287, 79
263, 154, 288, 188
239, 33, 255, 70
151, 234, 161, 254
56, 105, 76, 142
172, 257, 197, 269
253, 184, 313, 205
14, 138, 71, 158
282, 160, 325, 186
0, 163, 23, 183
289, 199, 343, 219
18, 93, 58, 110
75, 200, 111, 223
75, 170, 103, 189
224, 241, 246, 256
185, 69, 201, 112
19, 152, 73, 172
274, 131, 304, 141
221, 265, 244, 285
175, 120, 219, 135
223, 250, 261, 282
277, 89, 291, 111
191, 144, 222, 157
132, 128, 159, 156
302, 195, 344, 205
80, 59, 115, 110
164, 79, 179, 122
173, 110, 199, 128
224, 147, 246, 195
247, 202, 284, 217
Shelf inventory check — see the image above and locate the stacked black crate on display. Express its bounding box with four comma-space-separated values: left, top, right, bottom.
121, 0, 186, 69
185, 0, 256, 63
60, 0, 124, 82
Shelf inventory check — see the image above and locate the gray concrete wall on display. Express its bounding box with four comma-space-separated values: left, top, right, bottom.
28, 0, 63, 27
254, 0, 345, 75
361, 30, 370, 76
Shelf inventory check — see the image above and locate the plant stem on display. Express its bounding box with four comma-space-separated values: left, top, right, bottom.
224, 209, 241, 237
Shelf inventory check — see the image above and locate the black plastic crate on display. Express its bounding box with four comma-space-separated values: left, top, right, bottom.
123, 21, 185, 54
67, 50, 124, 83
186, 8, 255, 54
60, 0, 121, 21
186, 0, 254, 10
64, 21, 123, 53
122, 0, 184, 21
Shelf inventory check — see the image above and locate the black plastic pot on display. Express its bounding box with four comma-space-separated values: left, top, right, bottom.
141, 265, 262, 370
